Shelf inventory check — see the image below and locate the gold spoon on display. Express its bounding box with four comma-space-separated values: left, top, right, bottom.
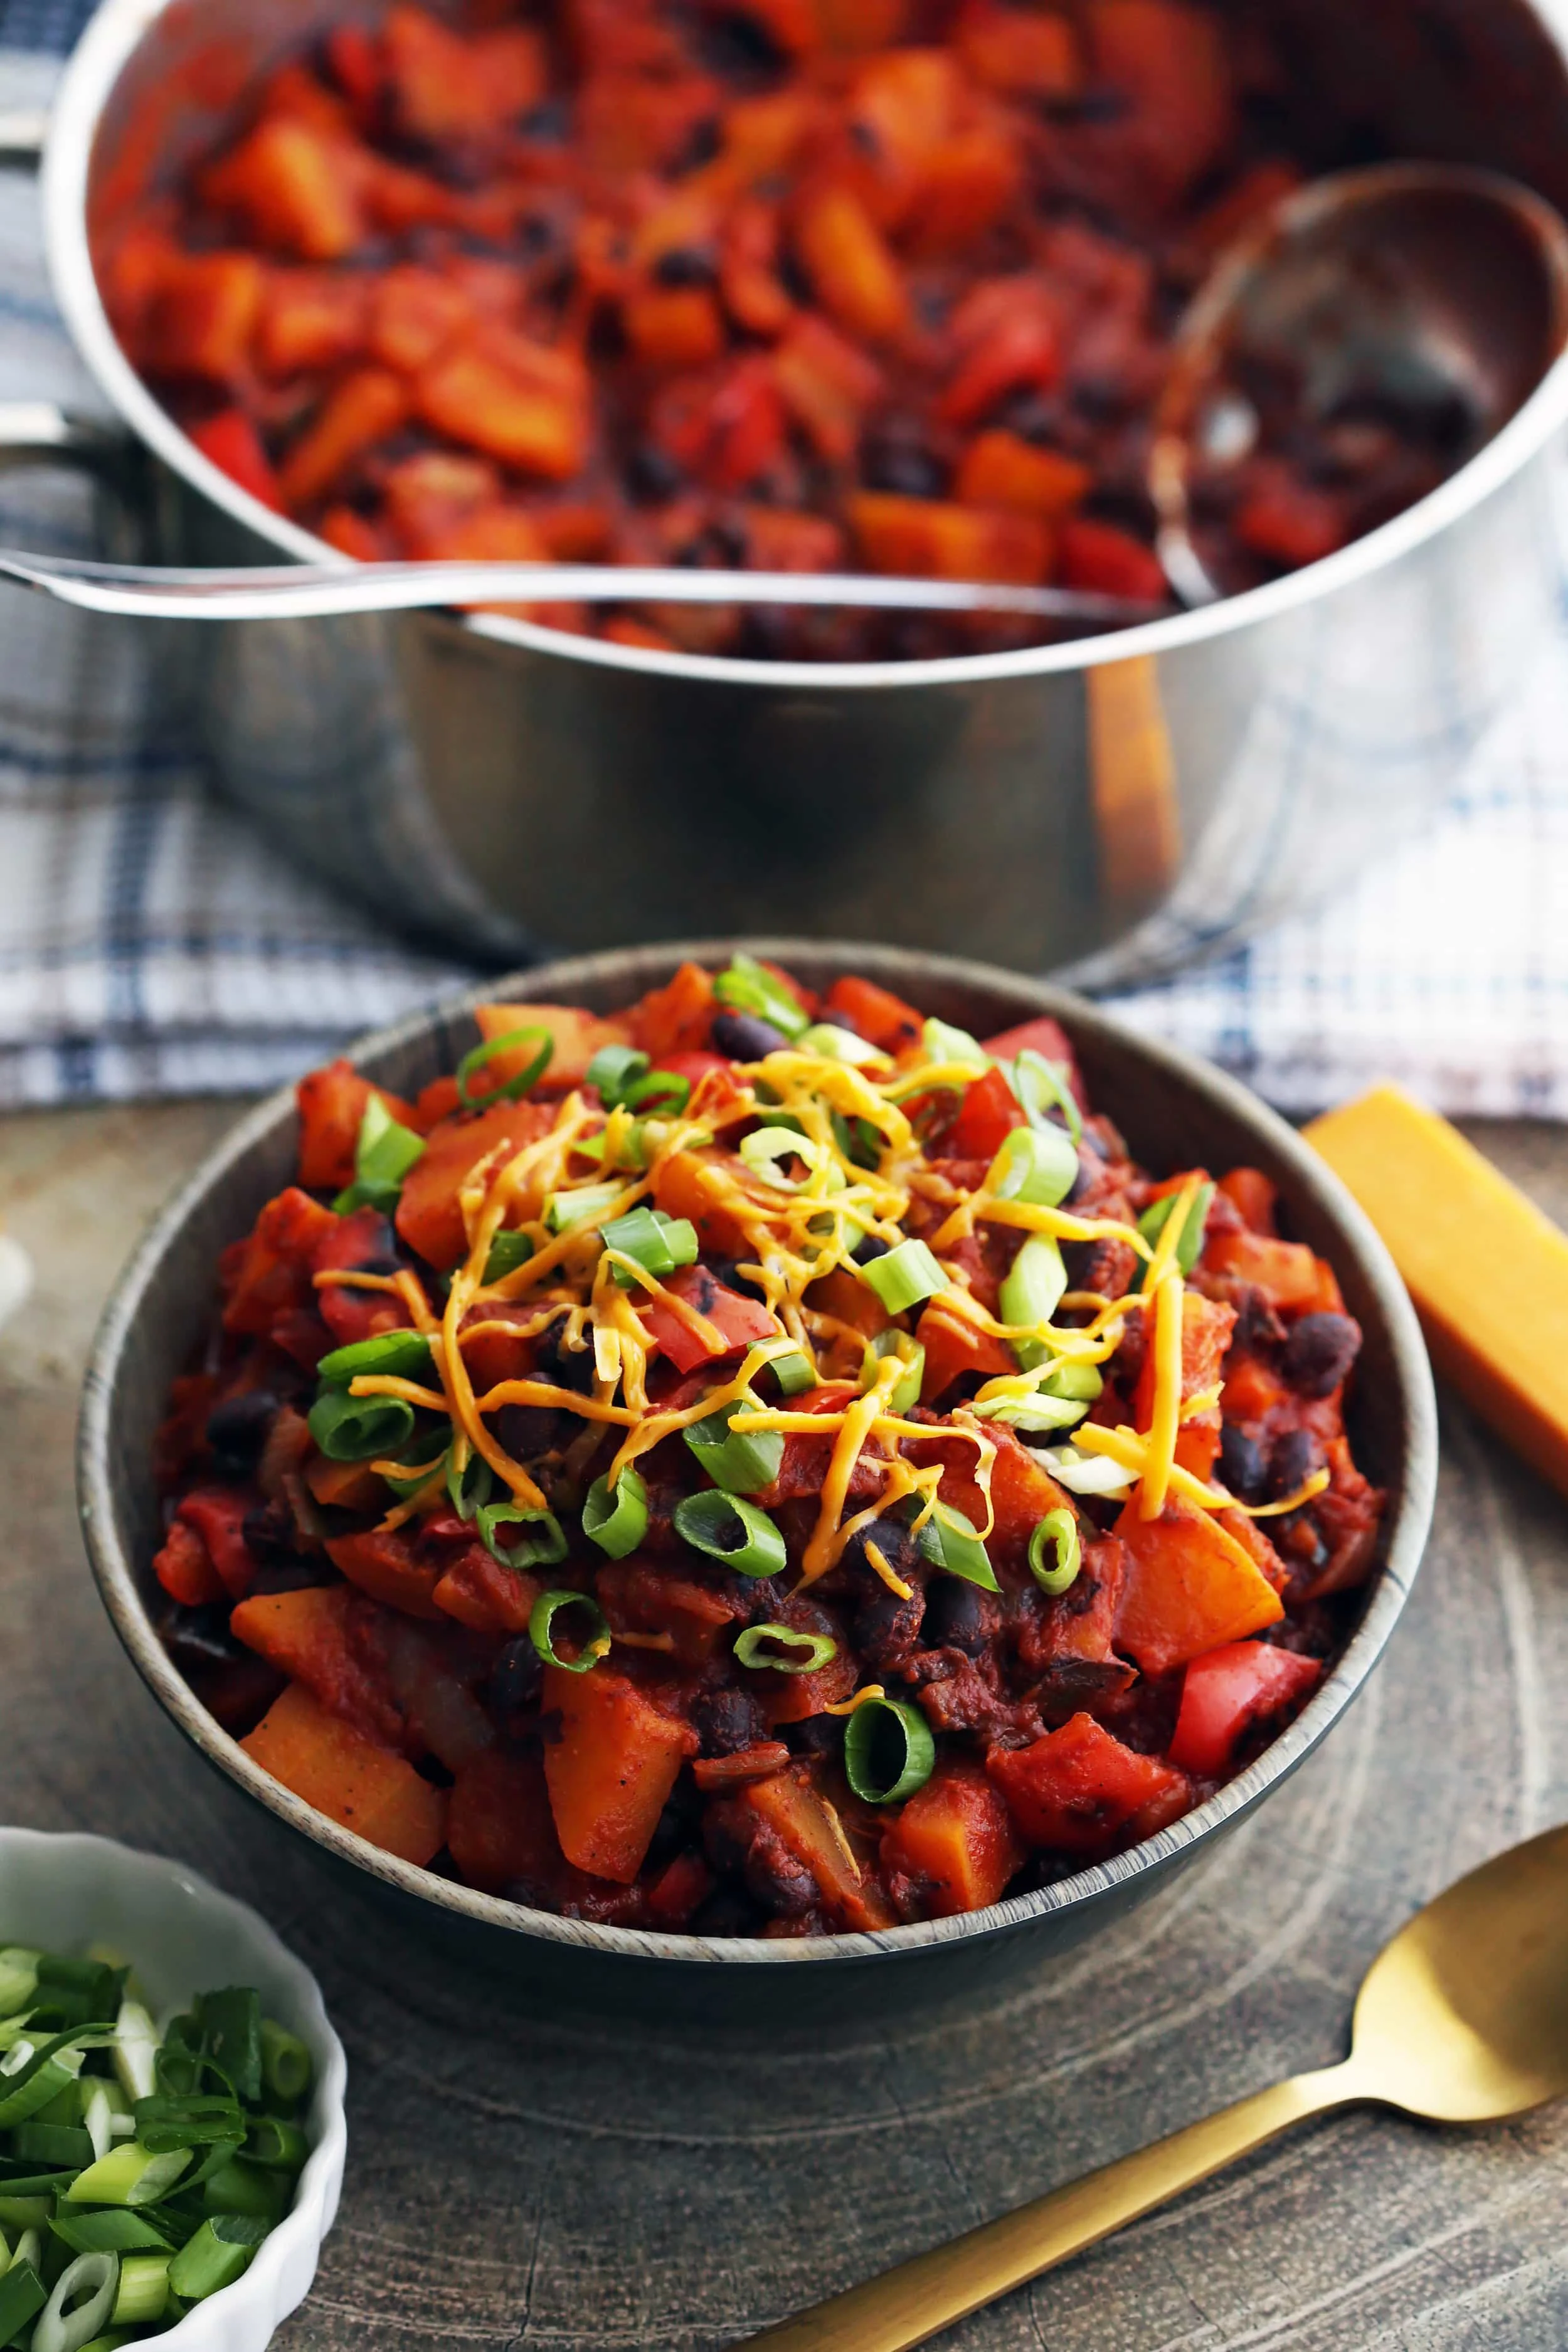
740, 1820, 1568, 2352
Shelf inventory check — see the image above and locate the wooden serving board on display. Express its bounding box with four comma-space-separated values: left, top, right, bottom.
3, 1100, 1565, 2351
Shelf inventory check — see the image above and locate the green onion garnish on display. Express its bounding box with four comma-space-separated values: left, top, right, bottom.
50, 2213, 173, 2256
243, 2116, 309, 2175
1000, 1231, 1067, 1367
111, 2252, 170, 2326
713, 955, 810, 1042
201, 2156, 285, 2221
306, 1389, 416, 1463
1036, 1444, 1136, 1497
860, 1329, 924, 1415
797, 1022, 889, 1069
973, 1390, 1088, 1434
585, 1043, 650, 1104
622, 1067, 692, 1115
332, 1094, 425, 1216
315, 1329, 432, 1389
258, 2021, 312, 2107
64, 2144, 191, 2208
1046, 1362, 1102, 1402
544, 1181, 625, 1234
916, 1500, 1000, 1591
672, 1490, 787, 1577
0, 2257, 46, 2347
582, 1466, 650, 1559
733, 1624, 836, 1674
1028, 1507, 1083, 1596
856, 1237, 946, 1316
1138, 1182, 1215, 1281
768, 1348, 817, 1396
476, 1501, 568, 1572
445, 1448, 494, 1522
682, 1401, 783, 1495
990, 1122, 1078, 1210
482, 1229, 534, 1284
529, 1589, 612, 1675
600, 1205, 699, 1286
166, 2216, 268, 2304
456, 1025, 553, 1109
843, 1695, 936, 1805
1007, 1047, 1083, 1143
921, 1016, 988, 1070
31, 2247, 118, 2352
739, 1125, 839, 1192
0, 1947, 39, 2018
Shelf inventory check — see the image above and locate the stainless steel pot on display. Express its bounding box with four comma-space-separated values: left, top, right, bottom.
15, 0, 1568, 976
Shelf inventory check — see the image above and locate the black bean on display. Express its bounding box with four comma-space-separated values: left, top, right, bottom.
489, 1637, 543, 1714
241, 1502, 295, 1563
690, 1887, 765, 1938
692, 1688, 765, 1757
534, 1325, 596, 1395
922, 1575, 995, 1656
744, 1836, 817, 1918
853, 1582, 926, 1673
492, 1403, 568, 1459
704, 1254, 767, 1304
1218, 1422, 1268, 1503
627, 443, 684, 502
852, 1231, 891, 1266
654, 243, 718, 287
1281, 1311, 1362, 1400
711, 1009, 790, 1059
518, 98, 569, 142
204, 1389, 277, 1462
1267, 1426, 1325, 1500
785, 1714, 840, 1759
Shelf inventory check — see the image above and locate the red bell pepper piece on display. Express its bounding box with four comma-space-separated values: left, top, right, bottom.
947, 1066, 1025, 1160
638, 1264, 781, 1373
186, 410, 283, 511
1167, 1640, 1323, 1776
175, 1488, 260, 1601
1058, 518, 1168, 605
152, 1518, 226, 1608
988, 1711, 1189, 1853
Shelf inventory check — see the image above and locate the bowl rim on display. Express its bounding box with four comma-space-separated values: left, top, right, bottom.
0, 1824, 347, 2345
41, 0, 1568, 693
78, 940, 1438, 1969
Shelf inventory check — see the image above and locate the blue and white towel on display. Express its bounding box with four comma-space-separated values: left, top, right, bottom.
2, 43, 1567, 1118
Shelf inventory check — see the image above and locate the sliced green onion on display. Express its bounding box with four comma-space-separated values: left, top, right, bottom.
482, 1228, 535, 1284
49, 2215, 172, 2257
739, 1125, 839, 1192
65, 2144, 189, 2208
167, 2217, 268, 2305
990, 1122, 1078, 1210
446, 1448, 494, 1522
733, 1624, 835, 1674
844, 1695, 936, 1806
1000, 1232, 1067, 1369
332, 1093, 426, 1215
456, 1025, 553, 1109
477, 1501, 568, 1572
1036, 1443, 1136, 1497
1138, 1181, 1215, 1281
860, 1330, 924, 1416
916, 1500, 999, 1592
973, 1391, 1088, 1434
768, 1348, 817, 1396
622, 1067, 691, 1115
529, 1589, 612, 1675
0, 1951, 38, 2020
0, 2027, 94, 2129
920, 1015, 988, 1071
201, 2156, 284, 2221
1045, 1362, 1103, 1402
857, 1237, 946, 1316
682, 1401, 783, 1495
109, 2257, 168, 2328
317, 1328, 432, 1389
544, 1180, 625, 1234
582, 1466, 650, 1559
673, 1490, 787, 1578
797, 1022, 889, 1069
713, 954, 810, 1042
830, 1110, 884, 1170
1029, 1507, 1083, 1596
243, 2116, 309, 2174
11, 2121, 93, 2169
260, 2020, 312, 2107
585, 1043, 650, 1104
111, 2003, 158, 2108
82, 2082, 113, 2162
307, 1388, 416, 1463
1008, 1047, 1083, 1143
0, 2197, 51, 2233
33, 2250, 119, 2352
600, 1205, 699, 1286
0, 2259, 46, 2348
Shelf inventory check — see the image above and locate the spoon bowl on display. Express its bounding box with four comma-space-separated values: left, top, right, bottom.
1153, 163, 1568, 605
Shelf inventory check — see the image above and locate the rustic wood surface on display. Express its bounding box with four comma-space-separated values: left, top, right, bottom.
3, 1099, 1566, 2352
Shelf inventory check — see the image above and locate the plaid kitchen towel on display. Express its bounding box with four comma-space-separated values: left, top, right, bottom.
3, 45, 1568, 1118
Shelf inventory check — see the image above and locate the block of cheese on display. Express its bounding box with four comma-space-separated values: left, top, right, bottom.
1305, 1084, 1568, 1497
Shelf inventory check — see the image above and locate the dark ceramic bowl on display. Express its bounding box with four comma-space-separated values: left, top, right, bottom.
78, 943, 1437, 2027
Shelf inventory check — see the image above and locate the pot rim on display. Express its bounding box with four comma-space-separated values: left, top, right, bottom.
40, 0, 1568, 693
77, 939, 1438, 1971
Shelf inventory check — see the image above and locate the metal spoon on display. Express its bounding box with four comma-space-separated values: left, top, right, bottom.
736, 1819, 1568, 2352
3, 162, 1565, 628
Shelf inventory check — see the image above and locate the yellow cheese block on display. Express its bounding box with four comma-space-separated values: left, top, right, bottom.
1305, 1084, 1568, 1497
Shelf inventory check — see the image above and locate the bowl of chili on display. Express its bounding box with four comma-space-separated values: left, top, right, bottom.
14, 0, 1568, 975
77, 943, 1436, 2026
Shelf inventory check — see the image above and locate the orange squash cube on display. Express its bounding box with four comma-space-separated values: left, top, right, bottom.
1113, 1495, 1284, 1675
241, 1682, 447, 1865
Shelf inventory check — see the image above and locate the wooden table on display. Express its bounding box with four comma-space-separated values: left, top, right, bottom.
3, 1100, 1566, 2351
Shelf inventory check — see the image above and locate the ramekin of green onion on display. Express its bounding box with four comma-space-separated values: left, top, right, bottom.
0, 1832, 345, 2352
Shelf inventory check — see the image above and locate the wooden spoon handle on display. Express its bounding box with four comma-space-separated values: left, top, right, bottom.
738, 2062, 1360, 2352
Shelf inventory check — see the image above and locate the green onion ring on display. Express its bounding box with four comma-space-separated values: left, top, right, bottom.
1028, 1508, 1083, 1596
529, 1589, 612, 1675
307, 1389, 416, 1463
445, 1449, 494, 1522
733, 1624, 836, 1674
623, 1068, 692, 1115
477, 1500, 568, 1572
316, 1328, 432, 1389
672, 1489, 787, 1577
456, 1026, 554, 1110
843, 1695, 936, 1806
582, 1466, 650, 1559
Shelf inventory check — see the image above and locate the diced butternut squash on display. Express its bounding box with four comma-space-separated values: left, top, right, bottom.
793, 184, 909, 342
448, 1749, 564, 1893
955, 430, 1091, 519
849, 493, 1050, 585
394, 1098, 556, 1271
230, 1582, 408, 1747
326, 1528, 445, 1621
277, 369, 407, 510
1203, 1229, 1328, 1312
1131, 1289, 1236, 1431
201, 117, 364, 261
241, 1681, 447, 1865
256, 269, 368, 377
368, 267, 475, 375
625, 285, 727, 368
914, 1301, 1013, 1404
824, 973, 923, 1052
416, 343, 588, 479
473, 1000, 634, 1089
542, 1665, 697, 1882
1113, 1495, 1283, 1675
746, 1768, 896, 1928
431, 1544, 542, 1636
882, 1759, 1025, 1915
221, 1186, 337, 1335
